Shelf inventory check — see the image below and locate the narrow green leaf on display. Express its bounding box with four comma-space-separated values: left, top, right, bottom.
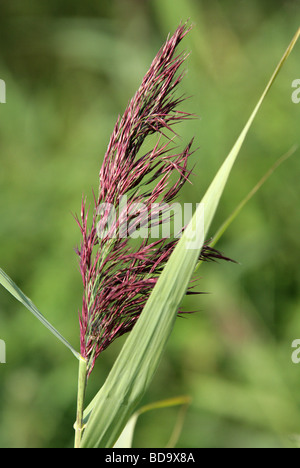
200, 27, 300, 238
113, 414, 138, 449
209, 145, 298, 248
113, 396, 191, 448
80, 28, 300, 448
0, 267, 81, 360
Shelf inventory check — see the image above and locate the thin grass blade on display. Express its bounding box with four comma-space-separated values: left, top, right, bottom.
210, 145, 298, 248
0, 267, 80, 359
200, 27, 300, 238
114, 395, 191, 448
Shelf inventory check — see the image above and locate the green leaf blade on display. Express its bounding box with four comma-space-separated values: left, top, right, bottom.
0, 267, 80, 360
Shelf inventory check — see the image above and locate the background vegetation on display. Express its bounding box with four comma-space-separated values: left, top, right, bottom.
0, 0, 299, 448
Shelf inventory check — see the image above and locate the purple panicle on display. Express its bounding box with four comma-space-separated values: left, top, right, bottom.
75, 22, 232, 375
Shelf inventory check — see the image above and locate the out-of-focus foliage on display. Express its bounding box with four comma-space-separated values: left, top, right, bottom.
0, 0, 299, 448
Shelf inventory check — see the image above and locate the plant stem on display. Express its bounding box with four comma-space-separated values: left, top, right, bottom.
74, 356, 88, 448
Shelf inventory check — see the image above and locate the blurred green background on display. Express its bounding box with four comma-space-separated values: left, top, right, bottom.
0, 0, 299, 448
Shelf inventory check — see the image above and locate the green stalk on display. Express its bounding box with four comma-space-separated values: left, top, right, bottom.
74, 356, 88, 448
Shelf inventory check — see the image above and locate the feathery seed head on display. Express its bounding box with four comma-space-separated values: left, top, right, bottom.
76, 22, 231, 375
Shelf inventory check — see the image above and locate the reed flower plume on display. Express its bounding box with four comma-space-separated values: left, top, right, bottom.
76, 23, 231, 375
